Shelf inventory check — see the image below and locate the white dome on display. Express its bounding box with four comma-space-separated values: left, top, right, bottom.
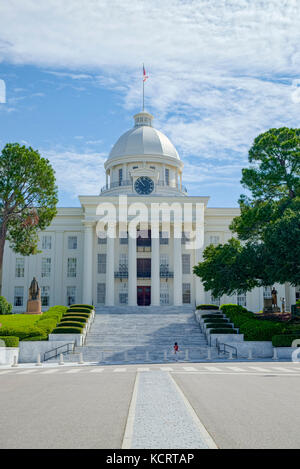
108, 112, 180, 160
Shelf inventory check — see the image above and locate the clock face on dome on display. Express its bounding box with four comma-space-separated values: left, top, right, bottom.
134, 176, 154, 195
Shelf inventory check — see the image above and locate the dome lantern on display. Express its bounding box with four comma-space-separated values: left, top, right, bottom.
133, 111, 153, 128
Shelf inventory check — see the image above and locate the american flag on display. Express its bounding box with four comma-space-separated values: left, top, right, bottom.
143, 65, 149, 82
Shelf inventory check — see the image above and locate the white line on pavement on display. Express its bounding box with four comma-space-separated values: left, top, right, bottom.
41, 369, 59, 374
160, 367, 173, 371
271, 367, 297, 373
137, 368, 150, 372
249, 367, 272, 372
183, 367, 197, 371
65, 369, 81, 374
204, 366, 222, 372
17, 369, 39, 375
122, 372, 140, 449
89, 368, 104, 373
227, 367, 246, 372
113, 368, 127, 372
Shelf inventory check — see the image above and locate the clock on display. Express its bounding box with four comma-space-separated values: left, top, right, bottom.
134, 176, 154, 195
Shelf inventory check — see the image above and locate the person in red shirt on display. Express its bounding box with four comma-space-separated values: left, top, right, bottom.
174, 342, 179, 354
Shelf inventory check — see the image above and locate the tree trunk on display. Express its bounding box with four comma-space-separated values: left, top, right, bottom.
0, 223, 7, 297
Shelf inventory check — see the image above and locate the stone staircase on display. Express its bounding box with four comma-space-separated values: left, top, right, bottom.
48, 306, 215, 364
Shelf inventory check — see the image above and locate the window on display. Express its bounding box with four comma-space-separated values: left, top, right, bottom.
42, 235, 52, 250
263, 286, 272, 299
119, 282, 128, 304
209, 235, 220, 246
14, 287, 24, 307
182, 254, 191, 274
98, 254, 106, 274
132, 166, 138, 170
120, 231, 128, 244
165, 168, 170, 185
97, 232, 107, 244
119, 168, 123, 185
41, 286, 50, 307
67, 258, 77, 278
182, 283, 191, 304
150, 166, 155, 170
211, 295, 220, 306
67, 286, 76, 306
160, 254, 169, 274
181, 232, 190, 245
97, 283, 106, 304
15, 258, 25, 278
160, 283, 169, 305
159, 231, 169, 245
237, 292, 247, 307
119, 253, 128, 272
41, 258, 51, 278
68, 236, 77, 250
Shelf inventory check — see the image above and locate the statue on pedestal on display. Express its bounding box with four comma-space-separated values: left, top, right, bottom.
26, 277, 42, 315
272, 287, 278, 308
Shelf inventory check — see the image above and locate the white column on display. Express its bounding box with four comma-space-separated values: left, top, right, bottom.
106, 171, 108, 189
194, 205, 205, 306
180, 172, 182, 191
123, 163, 127, 183
105, 234, 115, 305
82, 222, 94, 305
151, 236, 160, 306
173, 236, 182, 306
128, 230, 137, 306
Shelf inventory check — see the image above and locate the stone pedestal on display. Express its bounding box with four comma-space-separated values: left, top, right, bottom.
26, 299, 42, 315
263, 298, 273, 314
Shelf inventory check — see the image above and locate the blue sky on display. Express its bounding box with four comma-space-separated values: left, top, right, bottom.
0, 0, 300, 207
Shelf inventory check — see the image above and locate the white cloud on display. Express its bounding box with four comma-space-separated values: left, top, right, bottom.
1, 0, 300, 201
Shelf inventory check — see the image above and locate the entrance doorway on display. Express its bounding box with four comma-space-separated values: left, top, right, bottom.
137, 286, 151, 306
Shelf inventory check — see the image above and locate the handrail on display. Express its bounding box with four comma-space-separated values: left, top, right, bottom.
44, 342, 75, 362
215, 339, 238, 358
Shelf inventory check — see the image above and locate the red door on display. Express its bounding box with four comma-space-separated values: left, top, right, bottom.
137, 286, 151, 306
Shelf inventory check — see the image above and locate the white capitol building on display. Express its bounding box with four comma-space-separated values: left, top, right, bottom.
2, 111, 298, 311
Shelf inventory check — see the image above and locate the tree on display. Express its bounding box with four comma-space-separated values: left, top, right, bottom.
0, 143, 58, 294
194, 127, 300, 297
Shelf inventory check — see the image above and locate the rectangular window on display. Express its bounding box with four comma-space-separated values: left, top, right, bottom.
119, 168, 123, 185
263, 286, 272, 299
160, 254, 169, 275
181, 232, 190, 245
182, 283, 191, 304
165, 168, 170, 185
67, 258, 77, 278
160, 283, 169, 305
209, 235, 220, 246
97, 283, 106, 304
42, 235, 52, 250
41, 286, 50, 307
15, 258, 25, 278
67, 286, 76, 306
182, 254, 191, 274
68, 236, 78, 250
119, 282, 128, 305
119, 253, 128, 270
14, 286, 24, 307
237, 292, 247, 307
98, 254, 106, 274
120, 231, 128, 244
41, 258, 51, 278
211, 295, 220, 306
159, 231, 169, 245
97, 232, 107, 244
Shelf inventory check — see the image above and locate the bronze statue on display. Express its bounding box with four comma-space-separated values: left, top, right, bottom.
29, 277, 40, 301
271, 287, 278, 308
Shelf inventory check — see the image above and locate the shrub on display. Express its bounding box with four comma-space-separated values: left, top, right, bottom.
0, 336, 19, 347
36, 318, 57, 334
201, 314, 224, 319
64, 312, 90, 319
60, 316, 87, 324
206, 323, 233, 329
52, 326, 83, 334
42, 305, 67, 322
240, 320, 282, 341
203, 318, 228, 324
209, 329, 237, 334
0, 296, 12, 315
56, 322, 86, 328
22, 335, 48, 342
272, 335, 300, 347
0, 326, 45, 341
196, 304, 219, 310
70, 304, 94, 310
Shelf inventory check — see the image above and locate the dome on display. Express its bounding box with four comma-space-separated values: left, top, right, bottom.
108, 112, 180, 160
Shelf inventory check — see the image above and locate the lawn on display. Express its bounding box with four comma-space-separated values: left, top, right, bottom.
0, 314, 41, 328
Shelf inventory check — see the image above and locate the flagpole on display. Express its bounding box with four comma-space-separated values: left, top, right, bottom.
142, 63, 144, 111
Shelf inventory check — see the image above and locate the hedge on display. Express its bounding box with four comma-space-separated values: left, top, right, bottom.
60, 316, 87, 324
0, 326, 45, 341
196, 304, 219, 310
201, 314, 224, 319
0, 296, 12, 315
52, 327, 83, 334
70, 304, 94, 310
0, 336, 19, 347
67, 307, 91, 315
203, 318, 229, 324
272, 335, 300, 347
209, 329, 237, 334
63, 312, 90, 319
56, 322, 86, 329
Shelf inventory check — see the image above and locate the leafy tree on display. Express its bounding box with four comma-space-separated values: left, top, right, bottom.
194, 128, 300, 297
0, 143, 58, 294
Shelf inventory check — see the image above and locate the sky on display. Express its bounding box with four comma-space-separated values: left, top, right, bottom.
0, 0, 300, 207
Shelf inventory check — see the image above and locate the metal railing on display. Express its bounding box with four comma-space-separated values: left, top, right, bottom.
100, 179, 188, 194
44, 343, 75, 362
215, 339, 238, 359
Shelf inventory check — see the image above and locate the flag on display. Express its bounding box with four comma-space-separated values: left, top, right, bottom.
143, 65, 149, 82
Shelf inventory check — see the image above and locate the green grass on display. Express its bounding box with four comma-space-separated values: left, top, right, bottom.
0, 314, 41, 328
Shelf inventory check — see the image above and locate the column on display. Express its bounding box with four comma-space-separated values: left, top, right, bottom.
106, 171, 108, 189
173, 236, 182, 306
54, 231, 64, 305
123, 163, 127, 184
151, 236, 160, 306
194, 205, 205, 306
82, 222, 94, 305
180, 172, 182, 191
105, 234, 115, 305
128, 229, 137, 306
